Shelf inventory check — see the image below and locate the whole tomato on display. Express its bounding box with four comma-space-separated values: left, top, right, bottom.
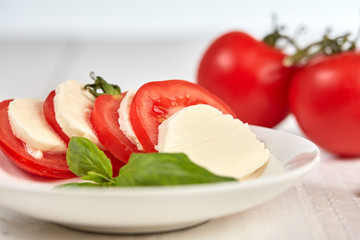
289, 51, 360, 156
197, 31, 295, 128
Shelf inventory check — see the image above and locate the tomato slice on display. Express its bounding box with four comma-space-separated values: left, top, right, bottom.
0, 100, 74, 178
90, 94, 140, 163
43, 90, 70, 143
130, 80, 236, 152
44, 90, 126, 172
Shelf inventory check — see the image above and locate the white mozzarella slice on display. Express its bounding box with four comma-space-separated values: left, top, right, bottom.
157, 104, 270, 179
53, 79, 102, 146
118, 90, 143, 151
8, 98, 66, 154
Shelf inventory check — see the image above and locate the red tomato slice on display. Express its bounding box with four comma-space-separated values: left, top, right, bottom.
104, 150, 125, 177
130, 80, 236, 152
0, 100, 74, 178
90, 94, 140, 163
44, 90, 125, 172
43, 90, 70, 143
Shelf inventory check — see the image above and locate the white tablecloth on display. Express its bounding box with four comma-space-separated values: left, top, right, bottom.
0, 42, 359, 240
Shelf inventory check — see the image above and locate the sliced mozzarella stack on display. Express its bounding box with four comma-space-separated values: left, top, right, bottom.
157, 104, 270, 179
53, 79, 102, 147
8, 98, 66, 158
4, 77, 272, 180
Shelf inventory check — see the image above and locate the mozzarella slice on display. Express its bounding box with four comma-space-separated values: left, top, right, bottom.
53, 79, 102, 146
157, 104, 270, 179
8, 98, 66, 154
118, 90, 143, 151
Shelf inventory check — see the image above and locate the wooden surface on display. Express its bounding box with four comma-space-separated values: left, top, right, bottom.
0, 41, 360, 240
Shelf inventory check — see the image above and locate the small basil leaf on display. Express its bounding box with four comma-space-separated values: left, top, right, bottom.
115, 153, 236, 186
81, 171, 116, 185
67, 137, 113, 183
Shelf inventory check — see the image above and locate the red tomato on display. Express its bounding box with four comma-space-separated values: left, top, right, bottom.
43, 90, 70, 143
130, 80, 235, 152
43, 90, 125, 172
197, 31, 295, 128
104, 150, 125, 177
90, 93, 140, 163
289, 52, 360, 156
0, 100, 74, 178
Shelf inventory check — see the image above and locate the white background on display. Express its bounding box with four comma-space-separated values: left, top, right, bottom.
0, 0, 360, 99
1, 0, 359, 41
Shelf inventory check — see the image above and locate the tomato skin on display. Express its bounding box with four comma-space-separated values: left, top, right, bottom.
289, 52, 360, 156
90, 94, 140, 163
43, 90, 70, 143
197, 31, 294, 128
130, 80, 235, 152
0, 100, 74, 178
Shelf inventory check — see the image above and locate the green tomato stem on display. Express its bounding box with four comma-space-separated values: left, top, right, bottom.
85, 72, 121, 97
284, 31, 357, 67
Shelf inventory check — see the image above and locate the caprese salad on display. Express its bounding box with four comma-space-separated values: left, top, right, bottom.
0, 73, 270, 185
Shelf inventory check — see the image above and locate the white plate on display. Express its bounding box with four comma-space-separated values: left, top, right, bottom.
0, 126, 320, 234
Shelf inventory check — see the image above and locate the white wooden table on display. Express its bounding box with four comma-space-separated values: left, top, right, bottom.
0, 41, 360, 240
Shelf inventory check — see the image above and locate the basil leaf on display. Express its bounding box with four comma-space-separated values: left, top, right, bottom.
61, 138, 237, 189
115, 153, 236, 186
81, 171, 116, 186
67, 137, 113, 184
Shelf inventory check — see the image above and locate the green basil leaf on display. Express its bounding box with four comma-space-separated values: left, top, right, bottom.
81, 171, 116, 186
115, 153, 236, 186
67, 137, 113, 183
